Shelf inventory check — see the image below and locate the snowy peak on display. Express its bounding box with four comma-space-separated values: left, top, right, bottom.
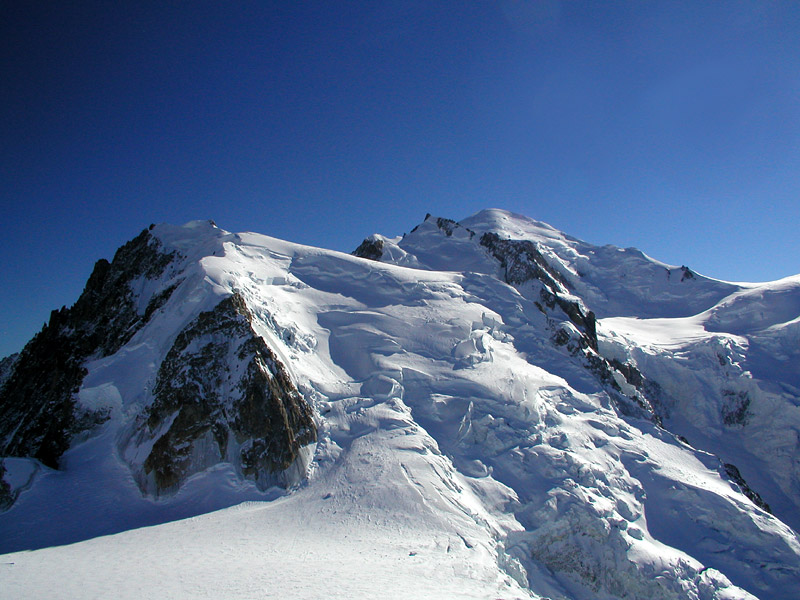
1, 222, 317, 500
459, 207, 573, 244
375, 210, 742, 319
121, 292, 316, 497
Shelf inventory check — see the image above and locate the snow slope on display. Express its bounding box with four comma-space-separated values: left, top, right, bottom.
599, 276, 800, 533
2, 211, 799, 599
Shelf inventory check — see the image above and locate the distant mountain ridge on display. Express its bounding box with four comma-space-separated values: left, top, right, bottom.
1, 210, 799, 599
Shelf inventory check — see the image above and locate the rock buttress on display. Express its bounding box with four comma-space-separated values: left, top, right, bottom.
130, 293, 316, 496
0, 229, 179, 468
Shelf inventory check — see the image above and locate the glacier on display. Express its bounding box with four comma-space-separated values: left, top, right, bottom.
1, 209, 799, 599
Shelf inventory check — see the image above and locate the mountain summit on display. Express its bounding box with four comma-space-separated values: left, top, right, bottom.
2, 210, 799, 599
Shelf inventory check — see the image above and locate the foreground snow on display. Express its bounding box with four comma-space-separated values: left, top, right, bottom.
2, 436, 531, 600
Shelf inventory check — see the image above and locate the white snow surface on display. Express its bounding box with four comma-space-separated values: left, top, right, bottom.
2, 210, 800, 599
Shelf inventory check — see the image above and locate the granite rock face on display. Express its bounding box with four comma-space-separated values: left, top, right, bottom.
0, 460, 13, 510
1, 225, 317, 503
0, 354, 18, 389
0, 228, 179, 468
124, 293, 316, 497
477, 229, 660, 420
352, 236, 384, 261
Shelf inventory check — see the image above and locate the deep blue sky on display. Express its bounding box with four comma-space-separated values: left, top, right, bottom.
2, 1, 799, 357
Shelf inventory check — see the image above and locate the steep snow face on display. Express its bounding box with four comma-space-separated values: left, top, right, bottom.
458, 208, 742, 318
600, 277, 800, 533
2, 213, 800, 599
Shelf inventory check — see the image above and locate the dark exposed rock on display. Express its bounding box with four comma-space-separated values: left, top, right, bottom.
0, 323, 91, 468
480, 232, 568, 290
584, 351, 621, 390
609, 358, 644, 388
435, 217, 475, 238
353, 237, 384, 261
436, 217, 458, 236
0, 460, 13, 510
723, 462, 771, 513
2, 226, 315, 502
592, 356, 660, 423
70, 229, 179, 356
0, 229, 180, 470
479, 232, 597, 351
721, 390, 751, 426
408, 214, 476, 239
609, 358, 664, 422
551, 324, 660, 423
680, 266, 695, 281
478, 231, 662, 420
552, 328, 572, 348
540, 288, 598, 351
409, 213, 433, 234
143, 281, 182, 322
0, 354, 18, 389
130, 293, 316, 496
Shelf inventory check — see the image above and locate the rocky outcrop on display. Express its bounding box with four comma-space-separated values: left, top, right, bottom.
352, 237, 384, 261
552, 325, 660, 422
480, 232, 567, 289
0, 354, 18, 388
2, 224, 317, 503
434, 217, 458, 237
538, 287, 598, 351
409, 214, 477, 239
125, 293, 316, 496
478, 230, 663, 421
0, 460, 13, 510
723, 462, 771, 513
479, 231, 603, 353
478, 232, 599, 344
0, 228, 180, 469
721, 389, 751, 426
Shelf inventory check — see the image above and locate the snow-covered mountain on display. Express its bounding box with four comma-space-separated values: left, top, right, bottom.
1, 209, 799, 599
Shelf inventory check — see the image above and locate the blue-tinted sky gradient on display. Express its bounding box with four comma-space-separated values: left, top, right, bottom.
2, 1, 799, 356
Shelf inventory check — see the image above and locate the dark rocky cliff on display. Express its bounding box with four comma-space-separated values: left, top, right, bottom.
477, 229, 660, 422
0, 228, 179, 468
352, 236, 384, 261
125, 293, 317, 496
1, 225, 317, 506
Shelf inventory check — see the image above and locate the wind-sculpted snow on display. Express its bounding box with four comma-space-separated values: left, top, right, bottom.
2, 211, 800, 599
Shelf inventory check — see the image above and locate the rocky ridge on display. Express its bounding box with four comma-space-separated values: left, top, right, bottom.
0, 228, 179, 468
1, 223, 317, 502
124, 293, 316, 496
